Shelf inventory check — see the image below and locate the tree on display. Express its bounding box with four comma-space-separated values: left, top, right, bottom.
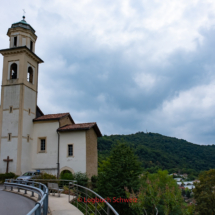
126, 170, 185, 215
193, 169, 215, 215
97, 142, 142, 215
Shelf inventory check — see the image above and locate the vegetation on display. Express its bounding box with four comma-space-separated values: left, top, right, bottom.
60, 171, 89, 187
97, 142, 142, 214
126, 170, 185, 215
98, 132, 215, 175
193, 169, 215, 215
33, 172, 57, 179
0, 172, 18, 183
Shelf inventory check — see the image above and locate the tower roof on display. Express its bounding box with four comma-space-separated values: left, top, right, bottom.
10, 16, 35, 34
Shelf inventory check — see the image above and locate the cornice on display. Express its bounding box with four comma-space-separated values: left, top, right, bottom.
7, 27, 37, 40
0, 46, 43, 63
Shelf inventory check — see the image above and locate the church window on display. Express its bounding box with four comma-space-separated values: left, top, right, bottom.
68, 144, 73, 156
13, 37, 17, 47
40, 139, 46, 151
10, 63, 17, 79
30, 41, 33, 51
27, 135, 30, 142
8, 133, 11, 142
9, 106, 13, 113
28, 108, 31, 115
27, 67, 33, 83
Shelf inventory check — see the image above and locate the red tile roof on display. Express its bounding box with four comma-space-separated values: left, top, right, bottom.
58, 122, 102, 137
33, 113, 70, 121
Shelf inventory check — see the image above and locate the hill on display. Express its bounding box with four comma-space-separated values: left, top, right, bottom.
98, 132, 215, 176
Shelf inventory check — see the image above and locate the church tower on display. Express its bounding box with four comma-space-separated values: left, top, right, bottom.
0, 17, 43, 175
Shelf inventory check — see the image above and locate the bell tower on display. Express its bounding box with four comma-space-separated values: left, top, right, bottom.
0, 17, 43, 175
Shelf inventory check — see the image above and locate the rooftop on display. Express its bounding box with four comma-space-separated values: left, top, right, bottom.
33, 113, 70, 121
58, 122, 102, 137
10, 16, 35, 34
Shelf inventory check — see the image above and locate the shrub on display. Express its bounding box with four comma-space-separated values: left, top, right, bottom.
0, 172, 18, 182
74, 172, 89, 187
91, 175, 98, 190
60, 172, 74, 180
34, 172, 57, 180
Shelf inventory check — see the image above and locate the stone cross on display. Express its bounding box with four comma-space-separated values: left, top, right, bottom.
3, 156, 13, 174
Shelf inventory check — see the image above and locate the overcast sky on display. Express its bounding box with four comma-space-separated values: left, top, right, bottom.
0, 0, 215, 145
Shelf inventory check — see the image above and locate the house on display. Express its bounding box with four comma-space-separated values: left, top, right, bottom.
0, 16, 102, 178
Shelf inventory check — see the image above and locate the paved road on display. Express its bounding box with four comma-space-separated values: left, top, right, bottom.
0, 188, 35, 215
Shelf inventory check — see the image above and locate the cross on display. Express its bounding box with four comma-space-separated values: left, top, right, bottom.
23, 9, 26, 16
3, 156, 13, 174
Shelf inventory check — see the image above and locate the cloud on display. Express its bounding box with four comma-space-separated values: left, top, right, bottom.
0, 0, 215, 145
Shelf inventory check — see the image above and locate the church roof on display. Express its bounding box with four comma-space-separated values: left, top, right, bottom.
58, 122, 102, 137
33, 113, 74, 122
10, 17, 35, 34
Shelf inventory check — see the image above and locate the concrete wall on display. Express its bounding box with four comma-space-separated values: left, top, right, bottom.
21, 86, 37, 174
86, 128, 98, 178
0, 139, 18, 173
0, 85, 20, 173
31, 121, 59, 174
59, 131, 86, 174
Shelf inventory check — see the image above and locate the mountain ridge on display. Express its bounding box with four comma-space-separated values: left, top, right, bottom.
98, 132, 215, 175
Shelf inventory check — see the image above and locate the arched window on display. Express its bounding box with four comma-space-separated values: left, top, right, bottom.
27, 66, 33, 83
10, 63, 17, 79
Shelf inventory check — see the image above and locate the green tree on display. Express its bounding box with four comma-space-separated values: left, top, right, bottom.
193, 169, 215, 215
126, 170, 185, 215
97, 142, 142, 215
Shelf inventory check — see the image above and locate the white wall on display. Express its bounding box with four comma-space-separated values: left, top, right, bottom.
31, 122, 87, 176
31, 122, 59, 172
59, 131, 86, 174
3, 85, 20, 109
0, 85, 20, 173
23, 86, 36, 112
0, 138, 18, 173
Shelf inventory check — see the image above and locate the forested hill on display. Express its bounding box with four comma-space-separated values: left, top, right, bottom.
98, 132, 215, 175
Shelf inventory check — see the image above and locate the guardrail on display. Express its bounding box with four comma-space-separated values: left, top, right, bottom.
69, 182, 119, 215
31, 179, 77, 188
4, 179, 49, 215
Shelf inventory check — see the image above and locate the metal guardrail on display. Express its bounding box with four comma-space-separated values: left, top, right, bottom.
4, 179, 49, 215
31, 179, 77, 188
69, 182, 119, 215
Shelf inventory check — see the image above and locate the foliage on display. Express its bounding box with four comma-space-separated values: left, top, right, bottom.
126, 170, 185, 215
60, 172, 75, 180
193, 169, 215, 215
60, 171, 88, 187
71, 198, 105, 215
33, 172, 57, 179
91, 175, 98, 190
98, 132, 215, 174
74, 172, 89, 187
97, 142, 142, 215
0, 172, 18, 182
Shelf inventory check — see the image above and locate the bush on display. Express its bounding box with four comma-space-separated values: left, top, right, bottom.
91, 175, 98, 190
33, 172, 57, 180
60, 172, 74, 180
0, 172, 18, 182
74, 172, 89, 187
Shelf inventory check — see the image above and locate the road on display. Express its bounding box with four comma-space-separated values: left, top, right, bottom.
0, 185, 35, 215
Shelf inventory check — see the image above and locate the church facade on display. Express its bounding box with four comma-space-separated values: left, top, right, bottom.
0, 17, 101, 177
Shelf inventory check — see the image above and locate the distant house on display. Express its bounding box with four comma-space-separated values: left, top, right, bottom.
174, 178, 182, 182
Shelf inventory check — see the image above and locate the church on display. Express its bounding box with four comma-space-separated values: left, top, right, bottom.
0, 17, 102, 178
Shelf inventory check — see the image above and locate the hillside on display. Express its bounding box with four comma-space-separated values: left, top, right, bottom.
98, 132, 215, 175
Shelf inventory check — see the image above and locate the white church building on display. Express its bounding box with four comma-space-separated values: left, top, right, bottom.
0, 17, 102, 178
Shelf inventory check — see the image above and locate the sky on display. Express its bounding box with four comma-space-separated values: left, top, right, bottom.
0, 0, 215, 145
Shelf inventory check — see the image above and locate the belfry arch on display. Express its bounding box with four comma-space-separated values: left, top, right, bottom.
10, 63, 17, 79
27, 66, 33, 83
